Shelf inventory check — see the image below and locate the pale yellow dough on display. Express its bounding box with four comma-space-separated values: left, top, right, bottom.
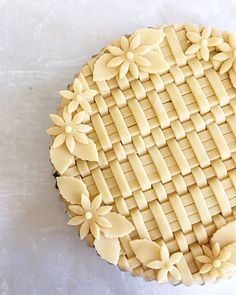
48, 24, 236, 285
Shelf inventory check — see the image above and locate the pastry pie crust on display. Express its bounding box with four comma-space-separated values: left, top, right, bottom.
48, 24, 236, 285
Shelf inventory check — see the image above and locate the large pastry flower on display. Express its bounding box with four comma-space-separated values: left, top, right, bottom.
47, 108, 92, 153
213, 33, 236, 74
68, 194, 112, 240
93, 28, 169, 81
147, 244, 183, 283
196, 243, 235, 281
186, 26, 222, 61
59, 78, 97, 113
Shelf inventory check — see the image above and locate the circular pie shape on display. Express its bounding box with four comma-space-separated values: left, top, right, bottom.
48, 24, 236, 285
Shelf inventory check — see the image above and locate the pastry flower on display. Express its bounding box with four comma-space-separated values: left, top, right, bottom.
186, 26, 222, 61
196, 242, 235, 281
59, 78, 97, 113
68, 194, 112, 240
147, 244, 183, 283
93, 28, 169, 81
213, 33, 236, 74
47, 108, 92, 153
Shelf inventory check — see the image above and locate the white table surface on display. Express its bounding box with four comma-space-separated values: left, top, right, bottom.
1, 0, 236, 294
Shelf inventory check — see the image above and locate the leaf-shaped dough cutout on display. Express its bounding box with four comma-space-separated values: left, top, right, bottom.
229, 69, 236, 88
223, 243, 236, 266
101, 212, 134, 238
140, 51, 169, 74
211, 221, 236, 248
94, 233, 120, 265
135, 28, 165, 47
93, 53, 118, 81
57, 176, 89, 204
50, 145, 73, 174
73, 139, 98, 162
130, 239, 160, 266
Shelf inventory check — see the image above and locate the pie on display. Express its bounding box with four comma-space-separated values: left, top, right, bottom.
47, 24, 236, 285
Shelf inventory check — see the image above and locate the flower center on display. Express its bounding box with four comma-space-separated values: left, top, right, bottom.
126, 51, 134, 60
213, 259, 221, 268
65, 125, 73, 133
76, 94, 82, 102
85, 212, 93, 220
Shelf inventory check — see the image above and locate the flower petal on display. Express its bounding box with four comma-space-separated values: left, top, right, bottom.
217, 42, 231, 52
66, 135, 76, 153
120, 36, 129, 51
107, 46, 124, 56
50, 114, 64, 126
68, 100, 79, 113
220, 58, 234, 74
201, 45, 209, 61
208, 37, 223, 47
73, 111, 85, 124
169, 266, 181, 281
199, 263, 212, 274
63, 107, 72, 122
47, 126, 62, 136
82, 89, 97, 99
93, 53, 118, 81
185, 43, 200, 55
96, 206, 112, 216
91, 194, 102, 210
186, 32, 201, 43
221, 261, 236, 271
147, 260, 163, 269
119, 61, 129, 79
129, 62, 139, 79
68, 205, 84, 215
213, 52, 230, 62
130, 34, 141, 50
209, 267, 218, 281
73, 78, 83, 93
202, 26, 211, 39
107, 56, 124, 67
90, 221, 100, 240
202, 245, 213, 258
59, 90, 74, 100
169, 252, 183, 265
80, 220, 90, 239
213, 243, 220, 257
80, 99, 92, 113
81, 193, 91, 210
96, 217, 112, 228
76, 124, 92, 133
74, 132, 88, 144
157, 268, 168, 283
196, 255, 212, 264
68, 216, 84, 225
135, 55, 151, 66
160, 244, 169, 261
53, 133, 66, 148
218, 251, 231, 262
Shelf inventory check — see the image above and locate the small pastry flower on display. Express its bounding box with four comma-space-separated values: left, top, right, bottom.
186, 26, 222, 61
47, 108, 92, 153
106, 34, 153, 79
147, 244, 183, 283
59, 78, 97, 113
68, 194, 112, 240
196, 243, 235, 281
213, 33, 236, 74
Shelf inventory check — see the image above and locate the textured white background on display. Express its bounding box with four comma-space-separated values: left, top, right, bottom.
1, 0, 236, 294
